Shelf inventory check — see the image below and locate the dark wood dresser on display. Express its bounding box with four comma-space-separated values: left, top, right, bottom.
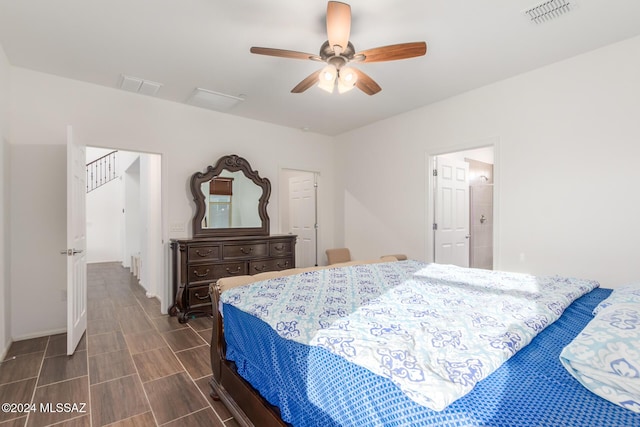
169, 234, 296, 322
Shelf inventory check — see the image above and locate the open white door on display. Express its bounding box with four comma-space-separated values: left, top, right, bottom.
66, 125, 87, 355
434, 157, 470, 267
288, 172, 317, 267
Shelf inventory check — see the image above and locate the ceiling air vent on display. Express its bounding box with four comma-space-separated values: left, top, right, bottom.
119, 75, 163, 96
524, 0, 572, 24
186, 88, 244, 112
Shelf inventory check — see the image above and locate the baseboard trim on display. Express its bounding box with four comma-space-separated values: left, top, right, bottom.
0, 338, 11, 361
12, 327, 67, 342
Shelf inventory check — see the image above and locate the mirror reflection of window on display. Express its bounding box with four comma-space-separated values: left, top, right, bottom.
203, 177, 233, 228
209, 194, 232, 228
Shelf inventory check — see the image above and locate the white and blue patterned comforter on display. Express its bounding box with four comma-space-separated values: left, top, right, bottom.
221, 260, 599, 411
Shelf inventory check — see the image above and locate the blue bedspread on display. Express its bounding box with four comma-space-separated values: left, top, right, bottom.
222, 261, 598, 411
223, 287, 640, 427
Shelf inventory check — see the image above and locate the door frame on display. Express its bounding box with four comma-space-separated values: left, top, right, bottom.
278, 167, 320, 267
83, 147, 167, 313
425, 137, 501, 269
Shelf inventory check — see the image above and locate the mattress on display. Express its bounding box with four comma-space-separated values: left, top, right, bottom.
223, 287, 640, 427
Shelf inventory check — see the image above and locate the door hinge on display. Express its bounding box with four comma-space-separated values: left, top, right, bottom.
433, 169, 438, 176
433, 223, 438, 230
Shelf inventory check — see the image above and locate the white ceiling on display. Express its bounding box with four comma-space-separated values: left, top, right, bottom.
1, 0, 640, 136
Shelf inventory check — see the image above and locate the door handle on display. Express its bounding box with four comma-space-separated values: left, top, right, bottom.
60, 249, 84, 256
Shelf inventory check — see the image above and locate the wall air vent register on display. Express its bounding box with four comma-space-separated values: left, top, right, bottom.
524, 0, 572, 24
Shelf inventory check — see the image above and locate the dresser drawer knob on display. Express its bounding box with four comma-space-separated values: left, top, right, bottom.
277, 261, 290, 269
195, 249, 213, 257
193, 268, 210, 278
240, 247, 253, 255
253, 265, 267, 272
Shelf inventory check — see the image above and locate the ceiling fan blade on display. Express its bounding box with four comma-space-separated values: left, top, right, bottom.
353, 68, 381, 96
326, 1, 351, 52
356, 42, 427, 63
250, 47, 321, 61
291, 69, 322, 93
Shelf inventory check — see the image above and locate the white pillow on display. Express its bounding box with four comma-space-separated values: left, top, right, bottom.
560, 303, 640, 413
593, 283, 640, 315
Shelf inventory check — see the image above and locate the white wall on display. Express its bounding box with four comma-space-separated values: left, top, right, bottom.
0, 42, 11, 356
139, 153, 162, 299
10, 145, 67, 339
8, 67, 336, 338
124, 158, 141, 271
335, 35, 640, 288
118, 150, 142, 269
86, 165, 122, 263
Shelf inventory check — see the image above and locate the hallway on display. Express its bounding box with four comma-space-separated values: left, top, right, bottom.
0, 262, 237, 426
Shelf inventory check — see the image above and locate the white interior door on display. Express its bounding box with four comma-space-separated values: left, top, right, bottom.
66, 125, 87, 355
434, 157, 470, 267
289, 172, 317, 267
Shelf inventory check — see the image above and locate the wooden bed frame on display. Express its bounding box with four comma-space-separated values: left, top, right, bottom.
207, 258, 401, 426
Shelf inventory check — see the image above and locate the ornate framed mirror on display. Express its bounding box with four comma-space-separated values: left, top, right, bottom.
190, 154, 271, 237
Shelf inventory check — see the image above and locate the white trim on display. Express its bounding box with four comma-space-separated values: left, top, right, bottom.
12, 327, 67, 342
161, 152, 170, 314
0, 338, 11, 361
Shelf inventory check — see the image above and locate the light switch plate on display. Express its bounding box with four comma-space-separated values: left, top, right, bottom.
170, 222, 185, 232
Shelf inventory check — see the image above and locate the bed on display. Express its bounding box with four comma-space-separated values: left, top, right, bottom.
208, 259, 640, 427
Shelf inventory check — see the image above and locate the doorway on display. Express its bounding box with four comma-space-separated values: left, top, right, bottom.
428, 145, 495, 269
279, 169, 319, 267
85, 147, 164, 304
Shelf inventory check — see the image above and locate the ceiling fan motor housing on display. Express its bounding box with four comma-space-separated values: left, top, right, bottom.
320, 40, 355, 68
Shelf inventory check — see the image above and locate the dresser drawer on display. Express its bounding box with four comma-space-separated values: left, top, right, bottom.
187, 245, 220, 262
187, 285, 212, 308
213, 262, 248, 278
270, 240, 294, 257
187, 264, 217, 283
250, 257, 294, 274
187, 262, 247, 283
223, 242, 268, 259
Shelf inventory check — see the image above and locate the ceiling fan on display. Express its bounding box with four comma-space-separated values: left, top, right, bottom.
250, 1, 427, 95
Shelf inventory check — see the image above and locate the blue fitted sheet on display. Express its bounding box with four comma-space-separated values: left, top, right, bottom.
223, 287, 640, 427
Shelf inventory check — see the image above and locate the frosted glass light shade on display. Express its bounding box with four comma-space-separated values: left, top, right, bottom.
318, 64, 337, 93
337, 66, 358, 93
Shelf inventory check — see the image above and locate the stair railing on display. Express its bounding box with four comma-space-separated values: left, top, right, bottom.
86, 151, 118, 193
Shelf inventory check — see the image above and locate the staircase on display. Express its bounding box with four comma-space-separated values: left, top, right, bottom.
87, 150, 118, 193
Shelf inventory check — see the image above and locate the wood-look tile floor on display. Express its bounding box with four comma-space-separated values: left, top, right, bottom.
0, 262, 238, 427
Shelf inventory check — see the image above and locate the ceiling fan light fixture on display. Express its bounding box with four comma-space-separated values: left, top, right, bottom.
318, 64, 337, 92
251, 2, 426, 96
337, 66, 357, 93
